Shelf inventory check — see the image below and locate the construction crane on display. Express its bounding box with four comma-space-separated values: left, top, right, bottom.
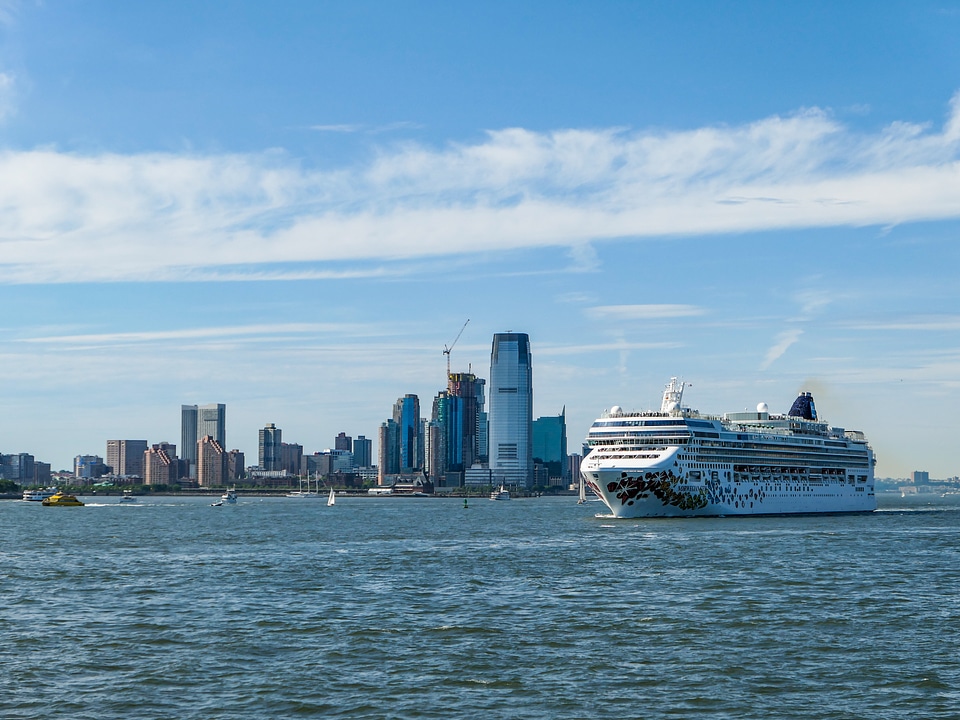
443, 319, 470, 378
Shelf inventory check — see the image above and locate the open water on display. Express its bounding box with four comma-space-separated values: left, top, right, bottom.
2, 492, 959, 719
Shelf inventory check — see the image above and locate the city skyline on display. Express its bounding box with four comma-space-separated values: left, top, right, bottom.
1, 3, 960, 477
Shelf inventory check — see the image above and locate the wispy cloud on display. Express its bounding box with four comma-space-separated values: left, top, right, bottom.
585, 304, 705, 320
0, 71, 15, 121
19, 322, 378, 345
310, 124, 365, 133
761, 328, 804, 370
841, 314, 960, 331
2, 92, 960, 284
309, 121, 423, 134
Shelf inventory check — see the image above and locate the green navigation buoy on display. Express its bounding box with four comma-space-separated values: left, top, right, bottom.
463, 498, 469, 509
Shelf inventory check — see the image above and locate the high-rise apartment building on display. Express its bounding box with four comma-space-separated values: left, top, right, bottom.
144, 443, 178, 486
378, 418, 400, 484
259, 423, 282, 471
181, 403, 226, 478
392, 394, 421, 472
448, 372, 481, 472
227, 450, 246, 481
197, 435, 226, 487
488, 332, 533, 488
106, 439, 149, 478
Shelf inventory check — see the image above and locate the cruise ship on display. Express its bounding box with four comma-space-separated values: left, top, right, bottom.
580, 378, 876, 518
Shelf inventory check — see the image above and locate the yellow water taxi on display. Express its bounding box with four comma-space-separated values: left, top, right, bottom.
41, 491, 84, 507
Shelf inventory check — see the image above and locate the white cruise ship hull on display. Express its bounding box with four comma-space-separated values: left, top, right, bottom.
584, 450, 875, 519
582, 379, 877, 519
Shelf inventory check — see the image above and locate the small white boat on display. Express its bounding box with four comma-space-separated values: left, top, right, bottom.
490, 484, 511, 501
577, 475, 587, 505
119, 489, 136, 503
327, 488, 336, 506
222, 487, 238, 504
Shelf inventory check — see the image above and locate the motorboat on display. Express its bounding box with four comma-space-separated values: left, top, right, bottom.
222, 487, 238, 504
42, 491, 84, 507
119, 489, 136, 503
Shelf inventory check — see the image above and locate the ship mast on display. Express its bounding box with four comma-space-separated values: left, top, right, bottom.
660, 377, 685, 413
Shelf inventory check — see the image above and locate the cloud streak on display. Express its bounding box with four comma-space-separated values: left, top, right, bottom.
2, 93, 960, 283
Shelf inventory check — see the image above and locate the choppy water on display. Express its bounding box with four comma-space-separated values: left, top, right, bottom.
2, 492, 959, 719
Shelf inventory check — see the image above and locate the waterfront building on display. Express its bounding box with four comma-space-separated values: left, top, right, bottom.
533, 408, 568, 483
488, 332, 533, 489
259, 423, 282, 471
106, 439, 148, 478
353, 435, 372, 468
144, 444, 178, 486
181, 403, 226, 478
197, 435, 226, 487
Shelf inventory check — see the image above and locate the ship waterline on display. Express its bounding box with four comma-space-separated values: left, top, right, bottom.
581, 378, 876, 518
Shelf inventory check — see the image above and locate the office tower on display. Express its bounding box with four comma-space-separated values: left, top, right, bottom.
144, 444, 177, 486
197, 435, 226, 486
181, 403, 226, 477
488, 332, 533, 488
0, 453, 34, 482
353, 435, 372, 468
392, 394, 421, 472
335, 432, 352, 452
74, 455, 106, 479
533, 408, 568, 482
106, 439, 148, 478
259, 423, 282, 471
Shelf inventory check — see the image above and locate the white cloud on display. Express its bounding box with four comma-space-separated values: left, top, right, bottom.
2, 92, 960, 283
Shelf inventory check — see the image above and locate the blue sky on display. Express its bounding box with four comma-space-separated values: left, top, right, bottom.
1, 1, 959, 478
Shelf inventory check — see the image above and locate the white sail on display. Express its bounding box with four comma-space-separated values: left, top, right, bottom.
327, 488, 336, 506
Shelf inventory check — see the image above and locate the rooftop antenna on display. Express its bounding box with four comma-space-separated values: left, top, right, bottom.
443, 319, 470, 378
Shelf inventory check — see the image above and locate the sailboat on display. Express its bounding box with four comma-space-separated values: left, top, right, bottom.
577, 474, 587, 505
327, 488, 336, 506
286, 473, 320, 498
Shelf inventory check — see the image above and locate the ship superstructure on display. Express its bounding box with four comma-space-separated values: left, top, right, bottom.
580, 378, 876, 518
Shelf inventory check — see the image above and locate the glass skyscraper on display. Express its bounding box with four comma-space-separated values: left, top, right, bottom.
488, 332, 533, 488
